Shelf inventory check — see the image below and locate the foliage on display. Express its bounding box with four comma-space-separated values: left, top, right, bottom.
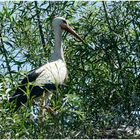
0, 1, 140, 138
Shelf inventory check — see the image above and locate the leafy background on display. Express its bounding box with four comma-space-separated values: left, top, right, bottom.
0, 1, 140, 138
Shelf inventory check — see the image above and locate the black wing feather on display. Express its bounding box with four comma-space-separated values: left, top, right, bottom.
9, 70, 58, 111
9, 70, 42, 101
21, 70, 43, 84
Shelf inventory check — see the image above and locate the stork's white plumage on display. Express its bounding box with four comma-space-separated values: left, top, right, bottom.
9, 17, 83, 111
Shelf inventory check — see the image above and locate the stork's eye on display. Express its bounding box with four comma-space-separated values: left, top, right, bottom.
62, 20, 67, 24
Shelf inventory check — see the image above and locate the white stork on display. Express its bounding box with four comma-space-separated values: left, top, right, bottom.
9, 17, 83, 111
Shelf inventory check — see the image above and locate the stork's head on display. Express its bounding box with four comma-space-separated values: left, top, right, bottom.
52, 17, 66, 28
52, 17, 84, 43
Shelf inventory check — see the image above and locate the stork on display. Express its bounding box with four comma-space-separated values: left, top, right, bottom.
9, 17, 83, 111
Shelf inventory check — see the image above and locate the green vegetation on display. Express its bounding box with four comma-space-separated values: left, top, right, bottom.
0, 1, 140, 138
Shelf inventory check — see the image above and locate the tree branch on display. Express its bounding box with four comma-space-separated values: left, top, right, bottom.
102, 1, 112, 32
102, 2, 124, 83
0, 30, 13, 81
34, 1, 46, 53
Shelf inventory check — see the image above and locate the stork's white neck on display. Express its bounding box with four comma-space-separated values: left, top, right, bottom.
50, 26, 65, 61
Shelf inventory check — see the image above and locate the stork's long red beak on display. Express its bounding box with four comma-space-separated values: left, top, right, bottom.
61, 23, 84, 44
